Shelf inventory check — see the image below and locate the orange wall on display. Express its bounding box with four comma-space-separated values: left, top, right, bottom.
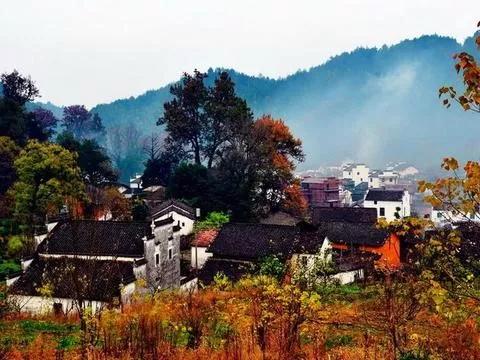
332, 234, 401, 269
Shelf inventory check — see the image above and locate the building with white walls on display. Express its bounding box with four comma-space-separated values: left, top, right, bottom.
363, 189, 411, 221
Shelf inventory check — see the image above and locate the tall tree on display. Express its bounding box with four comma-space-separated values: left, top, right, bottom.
12, 140, 85, 234
61, 105, 105, 140
158, 70, 208, 165
32, 108, 58, 139
57, 131, 118, 186
0, 70, 39, 106
204, 71, 254, 168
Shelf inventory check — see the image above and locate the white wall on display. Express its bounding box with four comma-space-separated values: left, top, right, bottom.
9, 295, 105, 315
190, 247, 212, 269
364, 191, 411, 221
155, 212, 195, 236
332, 269, 364, 284
344, 164, 369, 185
368, 176, 381, 188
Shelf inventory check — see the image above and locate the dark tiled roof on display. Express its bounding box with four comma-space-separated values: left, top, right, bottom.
9, 256, 135, 301
150, 200, 196, 220
312, 207, 377, 225
154, 216, 175, 227
198, 258, 256, 285
37, 220, 151, 257
365, 189, 404, 202
208, 223, 298, 260
318, 222, 388, 247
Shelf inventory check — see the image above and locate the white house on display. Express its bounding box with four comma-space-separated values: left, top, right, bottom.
368, 170, 399, 189
191, 229, 218, 269
343, 164, 370, 186
8, 219, 182, 315
150, 200, 197, 237
363, 189, 411, 221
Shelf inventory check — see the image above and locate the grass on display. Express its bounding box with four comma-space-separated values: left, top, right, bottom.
0, 319, 80, 351
0, 259, 21, 281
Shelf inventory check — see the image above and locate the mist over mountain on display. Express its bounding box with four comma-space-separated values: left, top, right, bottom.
39, 34, 480, 174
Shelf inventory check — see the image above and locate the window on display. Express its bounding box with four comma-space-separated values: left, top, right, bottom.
155, 253, 160, 266
360, 178, 363, 182
389, 178, 393, 182
182, 222, 185, 226
374, 201, 377, 205
301, 256, 308, 267
370, 178, 372, 182
379, 207, 385, 217
357, 172, 360, 175
53, 303, 63, 316
168, 248, 173, 260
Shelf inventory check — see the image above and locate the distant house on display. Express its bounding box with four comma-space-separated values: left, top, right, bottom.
342, 164, 369, 186
142, 185, 166, 207
364, 189, 411, 221
191, 229, 218, 269
301, 177, 341, 207
198, 222, 382, 285
368, 170, 400, 189
318, 221, 401, 269
8, 217, 182, 314
343, 179, 369, 204
149, 200, 197, 237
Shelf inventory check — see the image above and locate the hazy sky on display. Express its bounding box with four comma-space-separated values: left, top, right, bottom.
1, 0, 478, 107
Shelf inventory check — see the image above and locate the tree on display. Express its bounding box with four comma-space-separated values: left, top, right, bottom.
57, 132, 118, 186
0, 136, 20, 195
107, 124, 143, 181
101, 187, 131, 220
158, 71, 254, 168
194, 211, 230, 232
32, 108, 58, 139
1, 70, 39, 106
158, 70, 208, 165
61, 105, 105, 140
0, 71, 50, 145
204, 71, 254, 168
141, 133, 178, 187
12, 140, 85, 235
0, 137, 20, 218
168, 163, 211, 210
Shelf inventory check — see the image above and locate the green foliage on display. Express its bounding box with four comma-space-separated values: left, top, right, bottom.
258, 255, 285, 280
0, 259, 21, 280
399, 350, 430, 360
168, 163, 211, 210
12, 140, 85, 228
325, 334, 354, 350
194, 211, 230, 232
132, 199, 149, 221
57, 131, 118, 185
6, 235, 23, 257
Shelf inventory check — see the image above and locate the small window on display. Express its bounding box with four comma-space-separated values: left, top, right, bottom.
360, 178, 363, 182
370, 178, 372, 182
389, 178, 393, 182
155, 253, 160, 266
168, 248, 173, 260
53, 303, 63, 316
357, 172, 360, 175
182, 222, 185, 226
374, 201, 377, 205
379, 207, 385, 217
301, 256, 308, 267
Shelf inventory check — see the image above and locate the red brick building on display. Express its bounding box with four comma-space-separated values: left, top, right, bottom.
301, 177, 341, 207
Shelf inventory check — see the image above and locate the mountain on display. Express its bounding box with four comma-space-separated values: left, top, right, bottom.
43, 34, 480, 172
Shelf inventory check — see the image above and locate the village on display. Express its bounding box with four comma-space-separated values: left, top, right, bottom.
4, 162, 472, 315
2, 4, 480, 358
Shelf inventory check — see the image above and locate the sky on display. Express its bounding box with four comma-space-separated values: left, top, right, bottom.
1, 0, 478, 107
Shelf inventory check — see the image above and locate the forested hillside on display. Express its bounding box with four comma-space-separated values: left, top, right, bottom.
36, 34, 480, 172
